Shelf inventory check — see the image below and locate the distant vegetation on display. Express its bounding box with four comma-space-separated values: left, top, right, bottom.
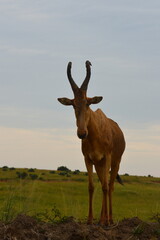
2, 166, 16, 171
0, 165, 83, 181
0, 166, 160, 223
73, 170, 80, 175
57, 166, 71, 172
16, 171, 28, 179
28, 168, 35, 172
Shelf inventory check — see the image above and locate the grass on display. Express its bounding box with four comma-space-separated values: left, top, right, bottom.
0, 167, 160, 222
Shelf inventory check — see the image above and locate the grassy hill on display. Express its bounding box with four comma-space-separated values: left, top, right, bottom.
0, 167, 160, 223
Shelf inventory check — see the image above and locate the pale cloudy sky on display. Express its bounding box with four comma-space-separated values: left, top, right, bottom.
0, 0, 160, 176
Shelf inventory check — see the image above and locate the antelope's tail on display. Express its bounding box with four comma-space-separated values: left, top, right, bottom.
116, 174, 124, 185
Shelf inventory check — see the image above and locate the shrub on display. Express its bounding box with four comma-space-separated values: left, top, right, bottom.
2, 166, 8, 171
57, 166, 70, 172
151, 213, 160, 224
28, 168, 35, 172
2, 168, 8, 172
73, 170, 80, 175
39, 177, 44, 181
10, 167, 15, 170
50, 171, 55, 174
29, 174, 38, 180
59, 172, 66, 176
58, 171, 71, 177
34, 205, 68, 223
16, 172, 28, 179
2, 166, 8, 169
66, 173, 71, 177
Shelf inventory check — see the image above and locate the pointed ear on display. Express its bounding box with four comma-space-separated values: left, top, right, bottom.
57, 98, 73, 106
87, 96, 103, 105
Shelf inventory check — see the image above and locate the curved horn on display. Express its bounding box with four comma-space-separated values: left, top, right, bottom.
67, 62, 79, 94
80, 60, 92, 91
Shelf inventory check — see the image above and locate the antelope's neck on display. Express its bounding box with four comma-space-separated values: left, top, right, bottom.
82, 108, 104, 162
87, 108, 100, 139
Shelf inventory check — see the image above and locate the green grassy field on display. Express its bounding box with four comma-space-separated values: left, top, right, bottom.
0, 167, 160, 222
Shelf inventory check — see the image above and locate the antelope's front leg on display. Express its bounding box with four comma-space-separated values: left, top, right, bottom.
94, 166, 109, 226
95, 155, 111, 226
100, 180, 109, 226
85, 158, 94, 224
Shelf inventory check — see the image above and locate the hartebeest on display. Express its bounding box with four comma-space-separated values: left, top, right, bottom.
58, 61, 125, 226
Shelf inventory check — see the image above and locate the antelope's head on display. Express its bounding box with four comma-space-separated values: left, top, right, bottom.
58, 61, 103, 139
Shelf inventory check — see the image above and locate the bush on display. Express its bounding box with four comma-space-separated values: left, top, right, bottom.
39, 177, 44, 181
28, 168, 35, 172
58, 171, 71, 177
59, 172, 66, 176
57, 166, 70, 172
29, 174, 38, 180
2, 168, 8, 172
16, 172, 28, 179
50, 171, 55, 174
2, 166, 8, 171
34, 205, 68, 223
10, 167, 15, 170
73, 170, 80, 175
66, 173, 71, 177
2, 166, 8, 169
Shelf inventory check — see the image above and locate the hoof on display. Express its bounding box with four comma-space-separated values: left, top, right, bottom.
109, 219, 114, 225
98, 220, 109, 227
87, 220, 93, 225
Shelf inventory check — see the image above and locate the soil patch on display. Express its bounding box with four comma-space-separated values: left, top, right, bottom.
0, 214, 160, 240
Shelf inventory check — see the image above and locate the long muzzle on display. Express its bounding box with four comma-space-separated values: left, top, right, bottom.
77, 129, 88, 139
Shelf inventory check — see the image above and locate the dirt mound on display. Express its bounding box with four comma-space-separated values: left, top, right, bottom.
0, 214, 159, 240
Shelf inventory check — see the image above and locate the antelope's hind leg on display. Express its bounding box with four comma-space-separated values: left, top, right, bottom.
109, 158, 121, 225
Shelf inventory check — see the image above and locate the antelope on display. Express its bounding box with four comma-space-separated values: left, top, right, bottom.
58, 61, 125, 226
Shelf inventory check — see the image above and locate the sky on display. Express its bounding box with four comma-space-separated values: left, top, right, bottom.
0, 0, 160, 177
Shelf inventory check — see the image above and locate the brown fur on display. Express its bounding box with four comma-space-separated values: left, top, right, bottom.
58, 61, 125, 226
81, 107, 125, 225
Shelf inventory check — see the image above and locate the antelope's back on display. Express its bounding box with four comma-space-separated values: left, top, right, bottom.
95, 109, 125, 157
108, 118, 125, 158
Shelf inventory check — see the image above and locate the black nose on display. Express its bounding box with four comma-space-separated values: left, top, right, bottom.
77, 129, 87, 139
78, 132, 87, 139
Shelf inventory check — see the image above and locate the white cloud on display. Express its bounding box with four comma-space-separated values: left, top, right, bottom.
0, 0, 50, 22
0, 0, 160, 178
121, 124, 160, 177
0, 45, 47, 56
0, 124, 159, 177
0, 105, 73, 129
0, 127, 84, 171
